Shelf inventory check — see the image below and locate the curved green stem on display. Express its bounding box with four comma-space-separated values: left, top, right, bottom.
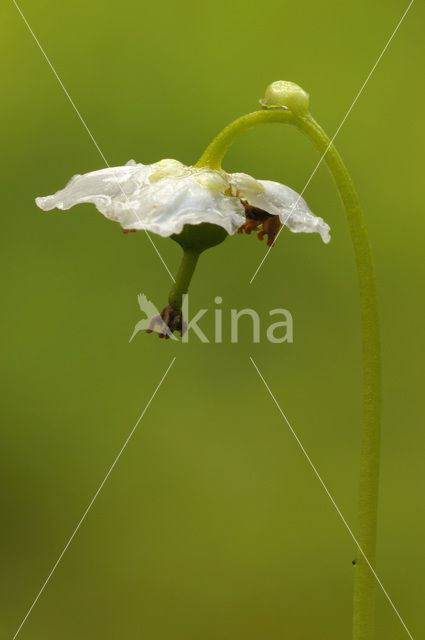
168, 249, 200, 309
195, 109, 294, 169
295, 115, 381, 640
197, 109, 381, 640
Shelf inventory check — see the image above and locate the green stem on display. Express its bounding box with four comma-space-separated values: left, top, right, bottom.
197, 109, 381, 639
168, 249, 200, 309
295, 115, 381, 640
195, 109, 295, 169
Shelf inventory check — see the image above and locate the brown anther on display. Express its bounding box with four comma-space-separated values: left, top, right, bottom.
237, 218, 261, 236
146, 305, 187, 339
122, 228, 136, 234
261, 215, 282, 247
238, 201, 282, 247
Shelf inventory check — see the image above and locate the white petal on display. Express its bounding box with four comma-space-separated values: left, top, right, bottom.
35, 162, 153, 215
36, 160, 245, 237
130, 168, 245, 236
227, 172, 266, 201
229, 172, 331, 244
259, 180, 330, 243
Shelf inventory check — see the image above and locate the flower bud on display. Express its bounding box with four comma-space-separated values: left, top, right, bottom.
260, 81, 310, 116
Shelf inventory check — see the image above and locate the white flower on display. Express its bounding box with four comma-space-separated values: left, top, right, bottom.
36, 158, 330, 245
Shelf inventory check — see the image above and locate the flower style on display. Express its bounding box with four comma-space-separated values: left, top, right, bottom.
36, 158, 330, 247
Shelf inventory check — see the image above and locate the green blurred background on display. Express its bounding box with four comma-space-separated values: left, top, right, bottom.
1, 0, 424, 638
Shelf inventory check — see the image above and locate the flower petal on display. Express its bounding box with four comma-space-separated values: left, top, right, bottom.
136, 174, 245, 236
36, 160, 245, 237
229, 172, 331, 243
259, 180, 331, 243
227, 172, 266, 201
35, 162, 154, 226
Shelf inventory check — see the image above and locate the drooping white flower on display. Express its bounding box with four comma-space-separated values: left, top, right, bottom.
36, 158, 330, 245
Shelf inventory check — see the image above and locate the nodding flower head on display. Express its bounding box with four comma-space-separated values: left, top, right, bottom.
36, 82, 330, 339
260, 80, 310, 116
36, 158, 330, 249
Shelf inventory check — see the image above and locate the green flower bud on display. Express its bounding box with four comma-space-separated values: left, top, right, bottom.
260, 80, 310, 116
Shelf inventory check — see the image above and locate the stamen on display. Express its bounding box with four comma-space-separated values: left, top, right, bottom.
238, 201, 282, 247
